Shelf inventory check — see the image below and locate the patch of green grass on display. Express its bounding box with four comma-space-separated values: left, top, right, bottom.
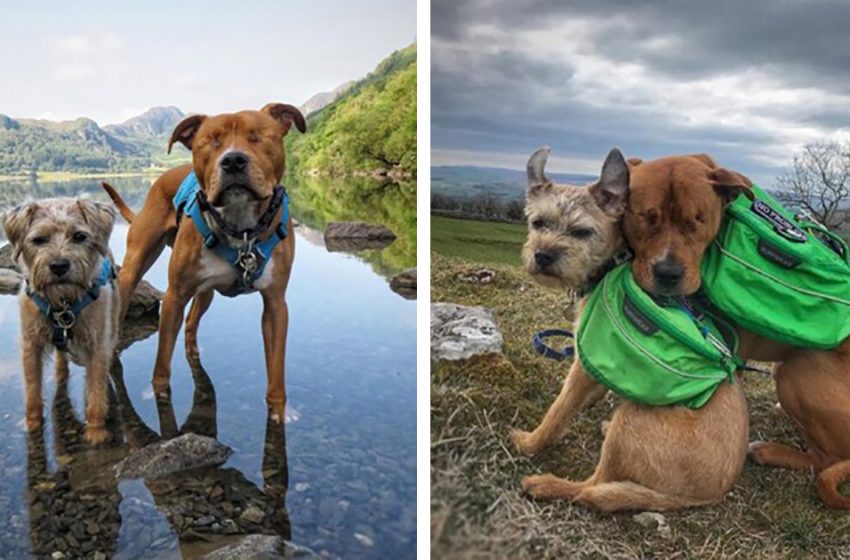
431, 251, 850, 559
431, 215, 526, 265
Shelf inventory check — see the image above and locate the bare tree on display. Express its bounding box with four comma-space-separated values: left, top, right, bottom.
776, 141, 850, 230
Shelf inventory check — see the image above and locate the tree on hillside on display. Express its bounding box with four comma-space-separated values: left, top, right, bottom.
776, 141, 850, 229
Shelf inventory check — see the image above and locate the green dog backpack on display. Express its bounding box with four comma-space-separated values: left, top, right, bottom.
576, 264, 740, 409
700, 184, 850, 349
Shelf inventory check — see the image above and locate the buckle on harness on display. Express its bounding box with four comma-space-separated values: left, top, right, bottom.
204, 233, 218, 248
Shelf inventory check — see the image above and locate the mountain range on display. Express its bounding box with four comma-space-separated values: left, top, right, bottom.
0, 79, 353, 176
431, 165, 597, 201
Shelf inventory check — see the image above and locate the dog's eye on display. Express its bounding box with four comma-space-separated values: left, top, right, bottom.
695, 212, 706, 224
31, 236, 48, 246
248, 131, 260, 143
531, 219, 546, 230
570, 228, 594, 239
72, 232, 88, 243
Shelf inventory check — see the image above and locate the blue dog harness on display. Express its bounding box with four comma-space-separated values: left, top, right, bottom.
26, 257, 116, 352
173, 171, 289, 296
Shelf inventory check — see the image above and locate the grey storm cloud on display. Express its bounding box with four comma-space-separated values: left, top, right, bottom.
431, 0, 850, 185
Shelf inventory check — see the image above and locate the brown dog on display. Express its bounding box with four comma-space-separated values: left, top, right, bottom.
623, 155, 850, 508
102, 103, 306, 422
512, 149, 749, 511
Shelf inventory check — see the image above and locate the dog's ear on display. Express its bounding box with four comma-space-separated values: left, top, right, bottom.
590, 147, 630, 218
168, 114, 207, 154
710, 167, 754, 203
526, 146, 553, 198
627, 157, 643, 167
2, 202, 37, 257
261, 103, 307, 135
76, 200, 116, 255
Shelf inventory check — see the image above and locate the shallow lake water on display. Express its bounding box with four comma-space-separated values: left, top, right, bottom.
0, 176, 416, 559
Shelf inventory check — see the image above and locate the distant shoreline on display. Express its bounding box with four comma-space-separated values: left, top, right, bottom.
0, 170, 167, 183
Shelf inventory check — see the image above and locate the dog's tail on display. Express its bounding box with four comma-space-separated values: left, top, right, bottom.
817, 459, 850, 509
101, 182, 136, 223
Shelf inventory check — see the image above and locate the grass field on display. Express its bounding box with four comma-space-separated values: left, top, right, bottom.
430, 218, 850, 559
431, 215, 526, 265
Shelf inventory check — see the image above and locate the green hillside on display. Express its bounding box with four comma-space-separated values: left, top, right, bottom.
0, 107, 187, 176
286, 43, 417, 177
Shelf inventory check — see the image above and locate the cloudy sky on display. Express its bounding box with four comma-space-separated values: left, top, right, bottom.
432, 0, 850, 186
0, 0, 415, 125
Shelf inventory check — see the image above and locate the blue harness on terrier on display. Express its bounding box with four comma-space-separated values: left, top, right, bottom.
173, 171, 289, 296
26, 257, 116, 352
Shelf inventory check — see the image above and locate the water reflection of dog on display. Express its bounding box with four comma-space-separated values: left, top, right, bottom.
26, 375, 123, 557
111, 354, 292, 554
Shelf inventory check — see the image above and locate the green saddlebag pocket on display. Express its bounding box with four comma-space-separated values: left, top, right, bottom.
701, 184, 850, 349
576, 265, 739, 409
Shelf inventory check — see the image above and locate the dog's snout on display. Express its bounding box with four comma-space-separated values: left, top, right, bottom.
652, 258, 683, 289
220, 151, 249, 174
49, 258, 71, 277
534, 251, 557, 269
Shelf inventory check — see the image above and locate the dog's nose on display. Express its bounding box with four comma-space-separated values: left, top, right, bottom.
49, 258, 71, 277
220, 151, 249, 173
652, 259, 683, 289
534, 251, 556, 269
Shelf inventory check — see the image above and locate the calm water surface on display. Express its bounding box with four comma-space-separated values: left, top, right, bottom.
0, 176, 416, 559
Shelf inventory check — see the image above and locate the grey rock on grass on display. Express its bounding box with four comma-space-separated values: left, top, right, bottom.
202, 535, 319, 559
431, 303, 503, 361
114, 434, 232, 480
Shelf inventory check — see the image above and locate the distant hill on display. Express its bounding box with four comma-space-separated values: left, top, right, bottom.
432, 165, 597, 201
300, 82, 354, 116
0, 107, 187, 175
104, 106, 184, 141
287, 43, 417, 177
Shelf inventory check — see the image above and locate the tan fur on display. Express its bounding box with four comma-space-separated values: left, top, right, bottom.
511, 148, 749, 511
102, 104, 305, 423
627, 155, 850, 508
2, 198, 119, 444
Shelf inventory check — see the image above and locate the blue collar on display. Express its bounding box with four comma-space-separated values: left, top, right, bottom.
26, 257, 115, 351
174, 171, 289, 296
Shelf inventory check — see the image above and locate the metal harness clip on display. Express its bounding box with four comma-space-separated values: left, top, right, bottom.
237, 233, 259, 286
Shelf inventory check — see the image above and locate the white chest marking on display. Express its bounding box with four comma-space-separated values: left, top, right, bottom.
197, 247, 276, 292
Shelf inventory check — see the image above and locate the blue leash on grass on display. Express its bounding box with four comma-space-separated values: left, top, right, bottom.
532, 329, 575, 361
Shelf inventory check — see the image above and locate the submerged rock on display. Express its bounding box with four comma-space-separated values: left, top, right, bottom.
114, 434, 232, 480
431, 303, 503, 361
0, 243, 18, 271
125, 280, 163, 319
0, 269, 21, 294
390, 268, 416, 299
202, 535, 319, 559
323, 222, 396, 253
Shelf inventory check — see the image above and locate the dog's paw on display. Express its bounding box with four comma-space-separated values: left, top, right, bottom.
25, 413, 43, 432
84, 425, 111, 445
268, 401, 286, 424
748, 441, 769, 464
510, 429, 541, 456
185, 340, 200, 359
521, 474, 563, 500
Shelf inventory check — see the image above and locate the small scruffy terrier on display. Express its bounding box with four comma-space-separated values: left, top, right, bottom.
3, 198, 119, 444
